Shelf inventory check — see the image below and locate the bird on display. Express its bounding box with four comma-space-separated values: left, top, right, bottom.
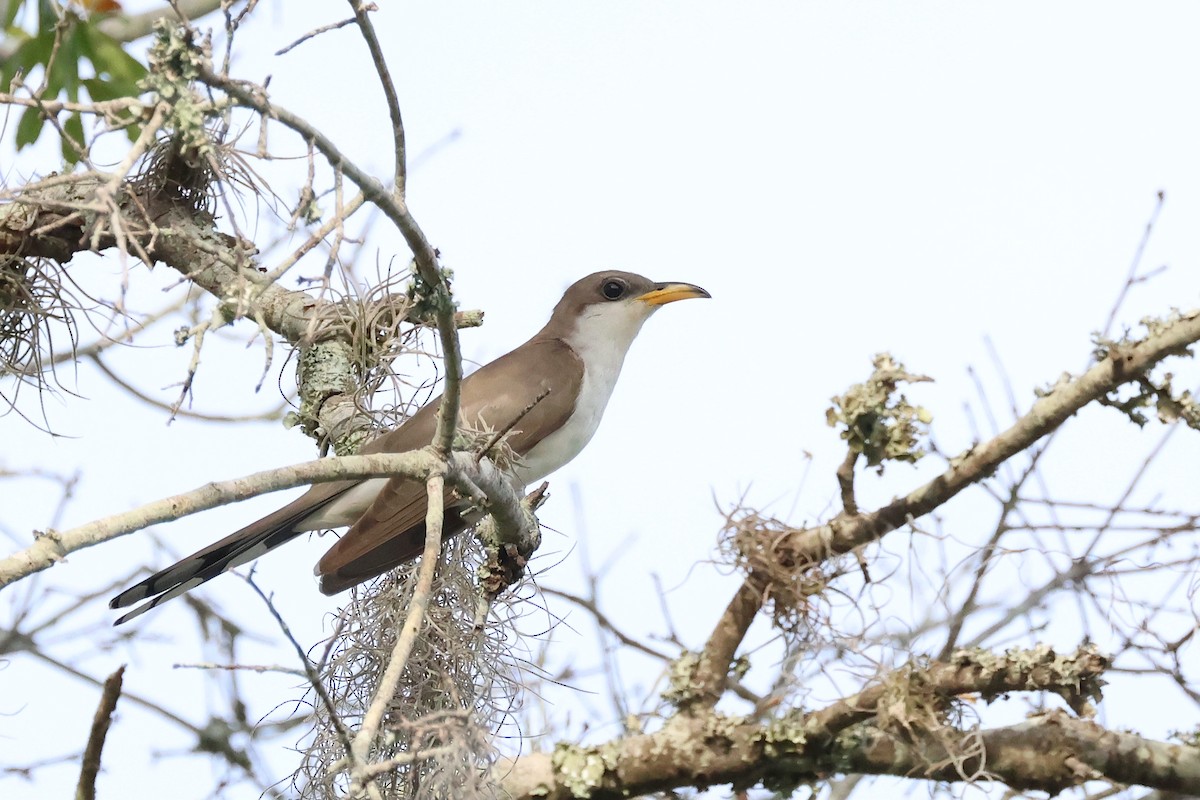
109, 271, 709, 623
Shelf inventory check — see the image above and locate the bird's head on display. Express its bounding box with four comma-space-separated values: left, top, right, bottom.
546, 270, 710, 353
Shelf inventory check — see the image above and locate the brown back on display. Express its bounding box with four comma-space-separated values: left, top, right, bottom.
315, 337, 583, 591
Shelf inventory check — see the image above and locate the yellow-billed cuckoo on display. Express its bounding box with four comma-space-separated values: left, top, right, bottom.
110, 271, 709, 623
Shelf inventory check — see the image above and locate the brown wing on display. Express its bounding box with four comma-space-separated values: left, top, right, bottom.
316, 337, 582, 593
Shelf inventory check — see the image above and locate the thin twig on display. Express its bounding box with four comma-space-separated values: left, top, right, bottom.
75, 665, 125, 800
541, 586, 672, 662
171, 662, 305, 676
348, 471, 448, 792
90, 353, 286, 423
348, 0, 405, 193
836, 449, 859, 515
243, 576, 357, 769
274, 14, 360, 56
1102, 191, 1165, 340
937, 445, 1046, 659
476, 386, 551, 464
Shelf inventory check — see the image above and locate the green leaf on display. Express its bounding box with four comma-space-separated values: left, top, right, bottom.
34, 0, 55, 35
80, 76, 119, 101
81, 25, 147, 88
2, 0, 25, 29
0, 27, 54, 89
15, 104, 44, 149
61, 111, 84, 163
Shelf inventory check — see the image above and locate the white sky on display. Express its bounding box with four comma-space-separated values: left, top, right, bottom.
3, 3, 1199, 798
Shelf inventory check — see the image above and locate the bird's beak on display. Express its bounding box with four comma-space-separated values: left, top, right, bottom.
637, 282, 711, 306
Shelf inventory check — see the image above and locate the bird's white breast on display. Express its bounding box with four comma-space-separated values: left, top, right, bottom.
514, 300, 656, 484
513, 358, 614, 484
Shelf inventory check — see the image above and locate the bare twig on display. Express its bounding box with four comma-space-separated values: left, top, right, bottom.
836, 449, 859, 515
90, 353, 287, 423
1102, 191, 1165, 340
541, 586, 672, 662
348, 0, 406, 193
275, 15, 361, 56
171, 662, 305, 676
347, 471, 447, 794
75, 665, 125, 800
476, 386, 551, 464
243, 576, 358, 775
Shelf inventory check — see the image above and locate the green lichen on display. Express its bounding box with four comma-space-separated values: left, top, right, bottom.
1097, 371, 1200, 431
298, 192, 322, 225
949, 643, 1108, 713
758, 712, 808, 758
294, 341, 363, 450
405, 265, 457, 324
551, 742, 618, 798
662, 651, 702, 708
142, 21, 217, 158
827, 353, 932, 468
1090, 311, 1200, 431
1170, 725, 1200, 747
701, 712, 745, 745
949, 645, 1001, 672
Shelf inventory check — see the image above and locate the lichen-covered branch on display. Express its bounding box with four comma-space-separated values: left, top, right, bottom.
192, 51, 464, 454
0, 170, 480, 450
838, 713, 1200, 796
798, 310, 1200, 561
803, 644, 1108, 741
499, 646, 1197, 799
2, 17, 469, 454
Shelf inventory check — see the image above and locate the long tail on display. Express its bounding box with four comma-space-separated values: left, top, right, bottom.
109, 495, 342, 624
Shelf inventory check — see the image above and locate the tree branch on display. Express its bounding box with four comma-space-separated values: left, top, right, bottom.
0, 175, 481, 451
348, 0, 407, 194
499, 647, 1188, 799
0, 450, 537, 589
75, 665, 124, 800
840, 714, 1200, 796
192, 60, 464, 454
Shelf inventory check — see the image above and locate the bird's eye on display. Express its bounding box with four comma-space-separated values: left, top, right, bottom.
602, 280, 625, 300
